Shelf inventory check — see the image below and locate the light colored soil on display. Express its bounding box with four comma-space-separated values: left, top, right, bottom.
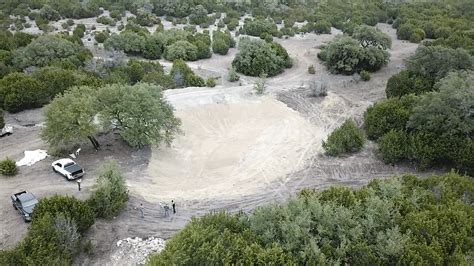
0, 23, 440, 265
139, 94, 321, 202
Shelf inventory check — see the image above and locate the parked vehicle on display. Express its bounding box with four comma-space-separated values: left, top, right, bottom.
52, 158, 85, 180
11, 191, 38, 222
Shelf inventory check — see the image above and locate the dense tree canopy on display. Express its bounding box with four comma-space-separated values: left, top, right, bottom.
368, 70, 473, 174
0, 72, 46, 113
148, 173, 474, 265
13, 35, 91, 69
406, 46, 473, 82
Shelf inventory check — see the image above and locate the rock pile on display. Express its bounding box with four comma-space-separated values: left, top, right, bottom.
111, 237, 165, 265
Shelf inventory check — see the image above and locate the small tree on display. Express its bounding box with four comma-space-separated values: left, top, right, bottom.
308, 65, 316, 74
206, 78, 216, 87
353, 25, 392, 50
314, 20, 331, 34
87, 161, 128, 218
322, 119, 365, 156
309, 79, 328, 97
377, 130, 409, 164
0, 158, 18, 176
254, 73, 267, 95
360, 70, 371, 81
52, 214, 81, 255
33, 195, 94, 234
227, 66, 240, 82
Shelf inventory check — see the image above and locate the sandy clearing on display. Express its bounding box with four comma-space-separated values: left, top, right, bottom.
133, 95, 321, 202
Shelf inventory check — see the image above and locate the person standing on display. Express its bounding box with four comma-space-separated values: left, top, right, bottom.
139, 203, 144, 218
77, 179, 82, 191
171, 200, 176, 214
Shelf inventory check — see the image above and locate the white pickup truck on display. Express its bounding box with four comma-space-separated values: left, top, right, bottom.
52, 158, 85, 180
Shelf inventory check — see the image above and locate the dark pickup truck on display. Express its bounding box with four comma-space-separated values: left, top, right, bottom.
11, 191, 38, 222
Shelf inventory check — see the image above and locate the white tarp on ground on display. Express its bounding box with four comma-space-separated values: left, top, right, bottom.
16, 150, 48, 166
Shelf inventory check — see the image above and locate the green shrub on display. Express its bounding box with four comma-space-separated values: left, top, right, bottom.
33, 195, 94, 234
434, 27, 451, 39
227, 67, 240, 82
87, 161, 128, 219
147, 212, 294, 265
104, 31, 146, 56
322, 119, 365, 156
232, 38, 291, 77
324, 36, 373, 74
314, 20, 331, 34
185, 74, 206, 87
142, 72, 176, 89
385, 70, 434, 98
0, 72, 47, 113
253, 73, 267, 95
377, 130, 409, 164
360, 70, 371, 81
317, 48, 327, 61
363, 95, 418, 140
0, 158, 17, 176
13, 35, 91, 70
406, 46, 474, 81
227, 19, 239, 31
206, 78, 216, 87
212, 38, 229, 55
96, 16, 114, 25
308, 65, 316, 74
170, 59, 205, 88
147, 170, 474, 265
323, 35, 390, 74
396, 24, 414, 40
164, 40, 198, 61
409, 28, 425, 43
353, 25, 392, 50
94, 31, 109, 43
242, 19, 278, 37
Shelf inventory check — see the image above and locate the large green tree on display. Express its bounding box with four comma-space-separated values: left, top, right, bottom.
42, 83, 181, 150
96, 83, 181, 148
41, 86, 100, 150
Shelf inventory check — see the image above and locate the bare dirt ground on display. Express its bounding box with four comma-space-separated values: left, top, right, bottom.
0, 23, 440, 264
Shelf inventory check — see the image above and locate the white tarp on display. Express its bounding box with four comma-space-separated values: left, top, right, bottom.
16, 150, 48, 166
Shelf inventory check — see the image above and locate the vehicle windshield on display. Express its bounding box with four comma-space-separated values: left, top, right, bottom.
23, 199, 38, 207
64, 162, 75, 168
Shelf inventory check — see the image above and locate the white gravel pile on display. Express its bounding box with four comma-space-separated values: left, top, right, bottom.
111, 237, 165, 265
